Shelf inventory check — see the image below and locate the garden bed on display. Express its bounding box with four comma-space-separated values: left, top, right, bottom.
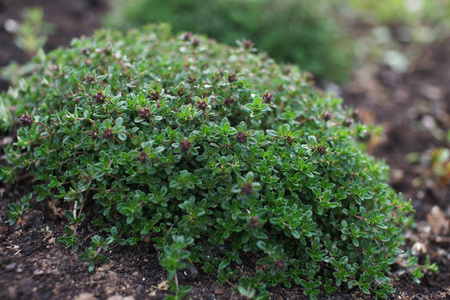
0, 1, 449, 299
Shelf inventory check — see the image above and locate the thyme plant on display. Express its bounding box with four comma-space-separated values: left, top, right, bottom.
1, 24, 414, 299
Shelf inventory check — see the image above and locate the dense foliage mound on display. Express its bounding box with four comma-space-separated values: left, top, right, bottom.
1, 24, 413, 299
104, 0, 354, 83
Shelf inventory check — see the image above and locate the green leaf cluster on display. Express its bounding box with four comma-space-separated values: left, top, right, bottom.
1, 24, 414, 299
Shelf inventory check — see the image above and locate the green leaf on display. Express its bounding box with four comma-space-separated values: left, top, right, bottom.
308, 135, 317, 144
64, 225, 74, 235
218, 260, 229, 270
256, 241, 266, 251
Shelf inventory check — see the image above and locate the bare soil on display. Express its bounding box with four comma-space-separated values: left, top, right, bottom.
1, 1, 449, 299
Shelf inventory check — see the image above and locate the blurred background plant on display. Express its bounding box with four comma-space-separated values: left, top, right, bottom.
429, 147, 450, 187
346, 0, 450, 34
6, 7, 55, 57
339, 0, 450, 206
340, 0, 450, 73
103, 0, 450, 83
104, 0, 355, 83
0, 6, 55, 130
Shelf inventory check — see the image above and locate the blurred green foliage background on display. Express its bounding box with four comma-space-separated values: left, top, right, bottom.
347, 0, 450, 27
103, 0, 450, 84
104, 0, 354, 83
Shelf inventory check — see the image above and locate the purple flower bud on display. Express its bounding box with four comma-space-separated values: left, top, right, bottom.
274, 258, 285, 271
177, 87, 186, 97
18, 115, 33, 127
202, 90, 211, 97
236, 132, 247, 143
323, 112, 332, 122
103, 128, 113, 140
282, 66, 291, 74
248, 216, 260, 229
243, 39, 252, 49
316, 145, 327, 155
150, 92, 160, 101
227, 73, 236, 83
188, 75, 197, 84
139, 108, 151, 120
179, 139, 192, 152
93, 92, 106, 103
241, 182, 253, 195
138, 151, 147, 162
183, 32, 193, 41
263, 92, 274, 104
197, 100, 207, 111
103, 47, 111, 56
224, 97, 235, 106
89, 130, 99, 139
343, 118, 352, 127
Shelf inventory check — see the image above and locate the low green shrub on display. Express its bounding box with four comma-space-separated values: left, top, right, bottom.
104, 0, 354, 83
1, 24, 414, 299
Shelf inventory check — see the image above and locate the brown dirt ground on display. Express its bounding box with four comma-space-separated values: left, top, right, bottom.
0, 1, 449, 299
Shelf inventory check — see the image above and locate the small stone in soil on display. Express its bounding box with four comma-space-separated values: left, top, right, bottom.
74, 292, 98, 300
177, 265, 199, 281
5, 262, 17, 271
5, 287, 17, 300
16, 263, 24, 273
33, 269, 45, 276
